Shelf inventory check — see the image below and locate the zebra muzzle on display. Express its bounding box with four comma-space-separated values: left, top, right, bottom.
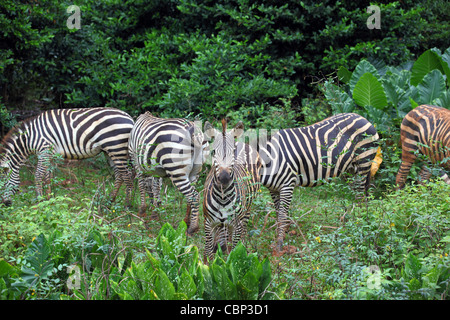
217, 168, 232, 186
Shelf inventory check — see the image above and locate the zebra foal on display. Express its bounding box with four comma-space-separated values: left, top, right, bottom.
258, 113, 380, 252
0, 107, 134, 205
396, 105, 450, 188
128, 112, 207, 234
203, 119, 261, 261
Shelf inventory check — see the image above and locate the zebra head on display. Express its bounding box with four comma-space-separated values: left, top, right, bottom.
204, 119, 244, 187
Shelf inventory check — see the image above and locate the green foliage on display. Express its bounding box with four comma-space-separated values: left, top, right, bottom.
2, 0, 449, 125
110, 222, 285, 300
280, 180, 450, 300
401, 252, 450, 299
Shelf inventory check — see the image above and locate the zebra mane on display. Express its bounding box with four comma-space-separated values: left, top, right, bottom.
0, 115, 37, 155
221, 118, 227, 136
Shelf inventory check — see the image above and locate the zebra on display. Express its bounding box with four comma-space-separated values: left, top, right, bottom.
0, 107, 134, 205
257, 113, 380, 252
396, 104, 450, 189
202, 119, 261, 261
128, 112, 208, 233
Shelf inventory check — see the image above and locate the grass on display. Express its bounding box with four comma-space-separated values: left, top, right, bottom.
1, 153, 449, 300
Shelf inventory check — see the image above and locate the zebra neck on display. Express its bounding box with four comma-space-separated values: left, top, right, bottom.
1, 129, 36, 170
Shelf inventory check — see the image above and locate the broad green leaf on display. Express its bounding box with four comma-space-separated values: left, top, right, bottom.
404, 253, 422, 281
353, 72, 388, 110
435, 90, 450, 108
349, 60, 378, 91
226, 243, 251, 283
440, 48, 450, 86
178, 270, 197, 299
154, 269, 175, 300
411, 49, 444, 86
417, 69, 445, 104
431, 47, 450, 87
258, 258, 272, 295
408, 278, 422, 291
210, 262, 236, 299
423, 266, 441, 290
409, 97, 418, 109
0, 260, 19, 278
239, 271, 259, 300
337, 66, 352, 84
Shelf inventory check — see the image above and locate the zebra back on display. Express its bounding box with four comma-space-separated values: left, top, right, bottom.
396, 104, 450, 188
203, 119, 261, 260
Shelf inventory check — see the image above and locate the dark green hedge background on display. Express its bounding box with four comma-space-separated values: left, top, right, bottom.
1, 0, 449, 128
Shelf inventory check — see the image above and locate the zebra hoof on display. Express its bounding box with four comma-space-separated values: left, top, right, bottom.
149, 212, 159, 220
271, 241, 297, 256
186, 225, 199, 236
2, 200, 12, 207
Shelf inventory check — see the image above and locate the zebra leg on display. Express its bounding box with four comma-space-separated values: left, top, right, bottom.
183, 204, 192, 228
107, 155, 134, 207
418, 164, 432, 184
136, 171, 148, 217
179, 186, 200, 235
110, 166, 123, 203
149, 177, 162, 207
275, 186, 294, 252
396, 148, 417, 189
420, 166, 450, 185
145, 177, 162, 220
186, 192, 200, 235
35, 151, 52, 199
269, 189, 280, 211
204, 220, 215, 262
439, 171, 450, 184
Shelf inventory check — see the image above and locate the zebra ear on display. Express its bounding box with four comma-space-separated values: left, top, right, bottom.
232, 121, 244, 139
204, 121, 216, 141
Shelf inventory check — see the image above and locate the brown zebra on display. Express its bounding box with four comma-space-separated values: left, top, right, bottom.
396, 104, 450, 188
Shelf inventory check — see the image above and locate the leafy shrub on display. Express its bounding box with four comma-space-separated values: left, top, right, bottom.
291, 180, 450, 300
110, 222, 286, 300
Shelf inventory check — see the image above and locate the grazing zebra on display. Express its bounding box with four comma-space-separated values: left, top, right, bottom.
128, 112, 207, 233
257, 113, 380, 252
0, 108, 134, 205
396, 105, 450, 189
202, 119, 261, 260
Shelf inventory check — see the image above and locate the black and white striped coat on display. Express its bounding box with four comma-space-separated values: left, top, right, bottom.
258, 113, 379, 251
0, 107, 134, 205
203, 120, 261, 261
128, 112, 208, 233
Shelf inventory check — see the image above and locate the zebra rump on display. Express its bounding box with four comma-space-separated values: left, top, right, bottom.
396, 104, 450, 189
0, 107, 134, 205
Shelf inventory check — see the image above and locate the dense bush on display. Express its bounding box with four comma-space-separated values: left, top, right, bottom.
1, 0, 449, 125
